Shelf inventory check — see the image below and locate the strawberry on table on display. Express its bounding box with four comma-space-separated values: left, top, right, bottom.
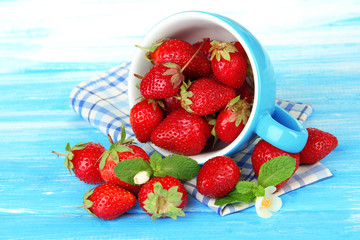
143, 38, 211, 79
130, 98, 164, 143
52, 142, 105, 184
81, 183, 136, 220
209, 40, 247, 88
197, 156, 241, 198
99, 126, 150, 195
214, 96, 251, 143
300, 128, 338, 165
251, 140, 300, 191
138, 175, 188, 220
179, 77, 237, 116
150, 108, 212, 156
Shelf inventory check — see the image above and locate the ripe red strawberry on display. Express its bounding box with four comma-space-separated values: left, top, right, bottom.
130, 98, 164, 143
99, 129, 150, 195
140, 62, 184, 99
251, 140, 300, 191
162, 93, 182, 114
150, 109, 212, 155
231, 41, 247, 56
236, 80, 254, 103
52, 142, 105, 184
138, 176, 188, 220
145, 38, 211, 79
180, 77, 237, 116
300, 128, 338, 164
210, 40, 247, 88
197, 156, 241, 198
82, 183, 136, 220
214, 96, 251, 143
193, 38, 213, 59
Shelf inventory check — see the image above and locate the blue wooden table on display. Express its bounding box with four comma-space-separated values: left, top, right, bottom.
1, 0, 359, 239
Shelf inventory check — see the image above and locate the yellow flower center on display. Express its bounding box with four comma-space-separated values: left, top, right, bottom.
261, 196, 271, 209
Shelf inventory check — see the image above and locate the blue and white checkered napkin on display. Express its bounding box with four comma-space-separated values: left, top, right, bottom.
69, 62, 333, 216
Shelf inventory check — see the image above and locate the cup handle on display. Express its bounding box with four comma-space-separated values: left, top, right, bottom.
255, 104, 308, 153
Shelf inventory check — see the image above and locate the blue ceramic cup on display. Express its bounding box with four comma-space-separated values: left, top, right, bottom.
128, 11, 308, 164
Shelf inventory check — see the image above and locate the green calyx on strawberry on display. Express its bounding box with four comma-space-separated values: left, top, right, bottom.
136, 38, 170, 63
209, 40, 238, 62
80, 183, 137, 220
63, 142, 88, 173
214, 96, 251, 143
138, 176, 188, 220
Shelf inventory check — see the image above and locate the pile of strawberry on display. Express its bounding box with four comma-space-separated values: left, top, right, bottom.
53, 125, 337, 220
130, 38, 254, 155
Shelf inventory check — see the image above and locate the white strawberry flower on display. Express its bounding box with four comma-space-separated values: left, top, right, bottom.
255, 186, 282, 218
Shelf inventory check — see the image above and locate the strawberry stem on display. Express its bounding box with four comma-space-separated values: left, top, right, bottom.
134, 73, 143, 79
51, 151, 67, 157
135, 45, 150, 52
180, 39, 206, 73
107, 134, 114, 145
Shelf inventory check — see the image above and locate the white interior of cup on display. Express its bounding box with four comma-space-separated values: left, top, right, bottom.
128, 11, 258, 164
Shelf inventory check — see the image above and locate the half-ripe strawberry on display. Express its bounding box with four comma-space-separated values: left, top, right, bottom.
82, 183, 136, 220
300, 128, 338, 165
130, 98, 164, 143
150, 109, 212, 156
146, 38, 211, 79
251, 140, 300, 191
215, 96, 251, 143
52, 142, 105, 184
99, 127, 150, 195
180, 77, 237, 116
138, 176, 188, 220
210, 40, 247, 88
197, 156, 241, 198
140, 62, 184, 99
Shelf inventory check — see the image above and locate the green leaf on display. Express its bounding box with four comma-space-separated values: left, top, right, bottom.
257, 156, 296, 188
149, 152, 163, 173
120, 123, 126, 143
254, 185, 265, 197
214, 188, 255, 206
113, 158, 153, 185
65, 142, 72, 152
235, 181, 258, 194
151, 154, 200, 180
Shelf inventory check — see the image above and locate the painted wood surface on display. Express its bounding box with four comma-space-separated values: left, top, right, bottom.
0, 0, 359, 239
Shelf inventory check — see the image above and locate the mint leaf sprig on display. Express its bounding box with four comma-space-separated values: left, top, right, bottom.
113, 151, 200, 185
215, 156, 296, 206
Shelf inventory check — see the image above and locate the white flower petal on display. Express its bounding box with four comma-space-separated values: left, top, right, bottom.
255, 196, 264, 210
268, 196, 282, 212
264, 186, 277, 195
256, 207, 273, 218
